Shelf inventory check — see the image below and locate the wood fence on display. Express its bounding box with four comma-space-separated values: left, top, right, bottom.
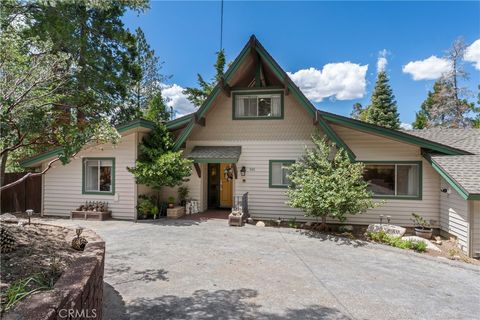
1, 173, 41, 213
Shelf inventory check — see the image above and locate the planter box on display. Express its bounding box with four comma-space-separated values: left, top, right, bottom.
228, 212, 244, 227
167, 206, 185, 219
70, 210, 111, 221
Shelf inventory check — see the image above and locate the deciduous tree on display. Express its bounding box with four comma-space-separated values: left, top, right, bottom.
287, 133, 377, 230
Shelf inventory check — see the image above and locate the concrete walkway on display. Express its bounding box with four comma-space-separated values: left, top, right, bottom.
49, 218, 480, 320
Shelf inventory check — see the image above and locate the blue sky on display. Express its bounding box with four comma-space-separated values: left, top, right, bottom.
123, 1, 480, 125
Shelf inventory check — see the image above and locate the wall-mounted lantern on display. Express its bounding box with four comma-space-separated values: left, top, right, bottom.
240, 166, 246, 176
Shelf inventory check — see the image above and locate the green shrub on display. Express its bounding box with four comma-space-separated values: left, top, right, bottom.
367, 231, 427, 252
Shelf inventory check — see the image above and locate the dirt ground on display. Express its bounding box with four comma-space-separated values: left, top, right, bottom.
0, 217, 97, 310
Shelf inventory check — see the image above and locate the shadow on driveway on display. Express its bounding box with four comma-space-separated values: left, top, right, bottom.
298, 230, 368, 248
127, 288, 349, 320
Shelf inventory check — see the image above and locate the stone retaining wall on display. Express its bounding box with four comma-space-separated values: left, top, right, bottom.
6, 232, 105, 320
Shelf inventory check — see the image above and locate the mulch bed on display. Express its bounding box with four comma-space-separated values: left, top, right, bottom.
0, 218, 97, 312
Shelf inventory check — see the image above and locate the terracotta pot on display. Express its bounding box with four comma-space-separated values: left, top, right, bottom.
415, 227, 433, 239
168, 203, 174, 208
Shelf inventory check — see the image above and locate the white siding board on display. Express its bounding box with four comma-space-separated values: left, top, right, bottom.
43, 133, 137, 219
439, 178, 470, 253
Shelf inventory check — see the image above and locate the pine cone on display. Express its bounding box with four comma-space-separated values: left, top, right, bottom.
71, 236, 88, 251
1, 226, 16, 253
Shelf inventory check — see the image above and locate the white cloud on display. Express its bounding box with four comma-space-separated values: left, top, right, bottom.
400, 123, 412, 130
464, 39, 480, 70
161, 84, 196, 118
377, 49, 388, 73
402, 56, 452, 80
287, 62, 369, 102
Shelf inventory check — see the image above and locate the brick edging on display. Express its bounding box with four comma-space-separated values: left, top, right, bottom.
5, 228, 105, 320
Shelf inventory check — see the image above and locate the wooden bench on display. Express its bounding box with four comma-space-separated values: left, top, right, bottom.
70, 210, 111, 221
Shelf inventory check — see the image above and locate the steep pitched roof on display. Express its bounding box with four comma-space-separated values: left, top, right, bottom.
171, 35, 471, 159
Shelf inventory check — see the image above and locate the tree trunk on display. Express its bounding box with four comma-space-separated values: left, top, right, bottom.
0, 151, 7, 187
321, 215, 327, 231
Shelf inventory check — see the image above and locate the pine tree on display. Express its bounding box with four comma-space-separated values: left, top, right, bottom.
144, 91, 171, 125
413, 38, 477, 128
184, 49, 226, 108
113, 28, 167, 125
365, 71, 400, 129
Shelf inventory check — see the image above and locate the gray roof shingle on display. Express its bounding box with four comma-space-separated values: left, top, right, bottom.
430, 154, 480, 195
402, 128, 480, 196
404, 128, 480, 155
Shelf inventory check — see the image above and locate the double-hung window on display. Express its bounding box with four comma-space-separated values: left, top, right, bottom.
234, 92, 283, 119
363, 162, 421, 199
83, 158, 115, 195
269, 160, 294, 188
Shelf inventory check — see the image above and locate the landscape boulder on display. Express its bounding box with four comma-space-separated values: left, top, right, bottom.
366, 224, 406, 238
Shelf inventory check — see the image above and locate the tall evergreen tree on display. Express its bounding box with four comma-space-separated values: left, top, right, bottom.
184, 49, 226, 108
28, 0, 148, 119
144, 91, 171, 124
113, 28, 167, 125
364, 71, 400, 129
413, 38, 477, 129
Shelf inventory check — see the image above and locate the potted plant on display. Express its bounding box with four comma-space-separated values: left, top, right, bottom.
151, 206, 159, 219
168, 196, 175, 208
178, 186, 189, 207
137, 197, 153, 220
411, 213, 433, 239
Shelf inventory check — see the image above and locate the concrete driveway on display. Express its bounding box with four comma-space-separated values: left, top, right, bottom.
51, 218, 480, 320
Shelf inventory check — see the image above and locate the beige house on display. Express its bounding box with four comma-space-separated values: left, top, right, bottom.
21, 36, 480, 257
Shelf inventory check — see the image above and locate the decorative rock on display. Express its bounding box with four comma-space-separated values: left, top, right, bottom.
256, 221, 265, 227
366, 224, 406, 238
401, 236, 441, 251
0, 213, 18, 223
338, 225, 354, 232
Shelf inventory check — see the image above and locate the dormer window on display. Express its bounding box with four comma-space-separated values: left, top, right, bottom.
233, 91, 283, 119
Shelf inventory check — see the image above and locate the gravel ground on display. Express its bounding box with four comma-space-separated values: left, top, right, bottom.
46, 218, 480, 320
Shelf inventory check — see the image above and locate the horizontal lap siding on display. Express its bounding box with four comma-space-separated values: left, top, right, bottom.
440, 178, 470, 253
186, 140, 312, 219
43, 133, 136, 220
332, 124, 441, 227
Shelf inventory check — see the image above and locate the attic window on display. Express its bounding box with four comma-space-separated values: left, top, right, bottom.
233, 91, 283, 119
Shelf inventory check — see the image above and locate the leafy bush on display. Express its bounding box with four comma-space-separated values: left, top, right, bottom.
287, 218, 300, 229
287, 133, 377, 230
367, 231, 427, 252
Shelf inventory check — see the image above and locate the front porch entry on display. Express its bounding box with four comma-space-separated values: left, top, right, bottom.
208, 163, 234, 209
186, 145, 242, 211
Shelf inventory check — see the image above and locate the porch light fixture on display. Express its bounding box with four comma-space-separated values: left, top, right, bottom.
75, 226, 84, 239
240, 166, 246, 176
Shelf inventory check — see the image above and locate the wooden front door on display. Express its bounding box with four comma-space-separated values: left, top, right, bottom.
219, 163, 233, 208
